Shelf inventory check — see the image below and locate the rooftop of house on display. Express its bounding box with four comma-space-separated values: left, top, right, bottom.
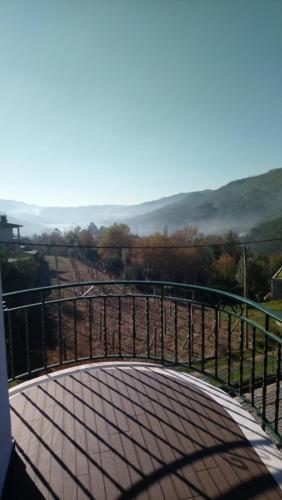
273, 266, 282, 280
0, 215, 22, 229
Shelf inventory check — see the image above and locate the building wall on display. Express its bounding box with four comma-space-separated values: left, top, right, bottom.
271, 279, 282, 300
0, 227, 14, 243
0, 272, 12, 494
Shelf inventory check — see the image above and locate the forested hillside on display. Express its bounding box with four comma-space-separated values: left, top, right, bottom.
125, 168, 282, 235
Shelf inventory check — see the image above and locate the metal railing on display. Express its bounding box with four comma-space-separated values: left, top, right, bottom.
3, 280, 282, 442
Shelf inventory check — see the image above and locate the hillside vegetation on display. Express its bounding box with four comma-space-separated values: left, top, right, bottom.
125, 168, 282, 235
247, 215, 282, 254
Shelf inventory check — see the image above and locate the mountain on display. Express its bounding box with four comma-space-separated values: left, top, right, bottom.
39, 192, 187, 227
0, 193, 187, 235
1, 168, 282, 236
124, 168, 282, 235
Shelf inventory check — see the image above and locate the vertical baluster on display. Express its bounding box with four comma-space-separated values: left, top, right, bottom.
191, 304, 194, 361
146, 297, 150, 359
74, 300, 77, 361
103, 296, 107, 357
174, 301, 178, 365
99, 310, 102, 342
24, 309, 31, 374
274, 344, 281, 435
214, 308, 218, 378
239, 319, 244, 395
227, 314, 232, 386
251, 327, 256, 407
92, 298, 94, 342
8, 311, 14, 380
41, 291, 47, 369
188, 302, 192, 367
160, 287, 164, 363
58, 301, 63, 365
262, 315, 269, 430
201, 305, 205, 373
132, 296, 136, 357
88, 298, 92, 359
118, 296, 122, 357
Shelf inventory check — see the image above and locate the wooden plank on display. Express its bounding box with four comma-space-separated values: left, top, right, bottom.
77, 474, 91, 500
104, 369, 129, 433
196, 468, 221, 497
88, 452, 106, 500
100, 451, 121, 499
94, 370, 118, 435
63, 475, 77, 500
74, 396, 88, 477
109, 433, 132, 490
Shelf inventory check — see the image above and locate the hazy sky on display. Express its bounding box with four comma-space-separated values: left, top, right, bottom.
1, 0, 282, 206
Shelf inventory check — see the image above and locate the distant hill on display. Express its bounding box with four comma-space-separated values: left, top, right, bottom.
124, 168, 282, 235
0, 193, 187, 235
39, 192, 187, 227
0, 168, 282, 236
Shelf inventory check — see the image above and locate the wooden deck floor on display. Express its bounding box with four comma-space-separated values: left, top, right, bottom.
5, 363, 282, 499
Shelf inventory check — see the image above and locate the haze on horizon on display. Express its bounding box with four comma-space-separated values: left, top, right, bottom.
1, 0, 282, 207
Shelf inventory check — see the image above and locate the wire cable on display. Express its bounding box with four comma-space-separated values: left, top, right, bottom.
1, 235, 282, 250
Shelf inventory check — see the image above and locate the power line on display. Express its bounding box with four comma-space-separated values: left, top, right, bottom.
1, 235, 282, 250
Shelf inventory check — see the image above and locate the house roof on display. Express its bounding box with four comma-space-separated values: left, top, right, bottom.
272, 265, 282, 280
0, 222, 22, 229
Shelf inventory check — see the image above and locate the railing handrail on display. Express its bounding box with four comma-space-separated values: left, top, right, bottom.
5, 291, 282, 345
3, 279, 282, 324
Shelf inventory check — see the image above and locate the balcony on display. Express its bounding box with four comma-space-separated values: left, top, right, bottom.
2, 281, 282, 499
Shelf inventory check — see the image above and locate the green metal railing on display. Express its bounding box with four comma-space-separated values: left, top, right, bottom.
3, 280, 282, 441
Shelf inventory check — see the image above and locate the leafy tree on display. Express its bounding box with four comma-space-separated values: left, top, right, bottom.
98, 224, 133, 276
212, 253, 237, 287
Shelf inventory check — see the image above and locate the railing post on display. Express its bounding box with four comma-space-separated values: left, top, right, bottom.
201, 305, 205, 373
88, 298, 93, 359
73, 300, 77, 361
227, 314, 232, 386
188, 302, 192, 367
262, 315, 269, 430
146, 297, 150, 359
251, 327, 256, 407
239, 319, 244, 395
132, 296, 136, 357
160, 286, 164, 364
103, 296, 107, 357
41, 291, 47, 369
0, 270, 13, 495
118, 296, 122, 357
275, 344, 281, 435
214, 307, 218, 379
58, 301, 63, 365
174, 300, 178, 365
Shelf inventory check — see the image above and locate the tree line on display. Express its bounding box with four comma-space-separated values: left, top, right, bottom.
25, 223, 282, 300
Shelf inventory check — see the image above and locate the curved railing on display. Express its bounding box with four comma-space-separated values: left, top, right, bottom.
3, 280, 282, 442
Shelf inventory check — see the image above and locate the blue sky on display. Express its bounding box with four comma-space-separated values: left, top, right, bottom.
0, 0, 282, 206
